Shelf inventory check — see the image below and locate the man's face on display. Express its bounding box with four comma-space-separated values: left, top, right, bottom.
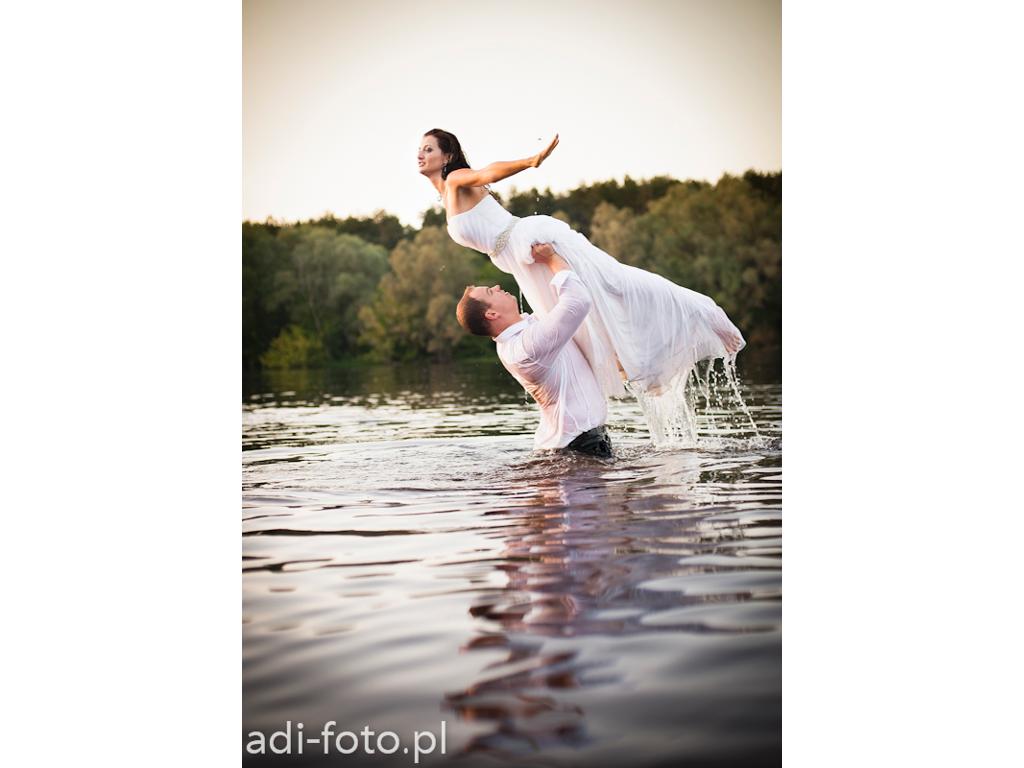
468, 284, 518, 318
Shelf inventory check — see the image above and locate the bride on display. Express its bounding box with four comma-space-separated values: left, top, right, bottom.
418, 128, 745, 397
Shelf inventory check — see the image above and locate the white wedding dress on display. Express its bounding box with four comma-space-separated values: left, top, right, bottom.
447, 194, 745, 397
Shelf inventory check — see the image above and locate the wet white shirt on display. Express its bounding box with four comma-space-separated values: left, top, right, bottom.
493, 270, 608, 450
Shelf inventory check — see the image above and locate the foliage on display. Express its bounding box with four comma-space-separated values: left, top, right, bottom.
591, 173, 781, 347
420, 205, 446, 229
297, 210, 414, 250
243, 222, 291, 369
357, 227, 481, 360
252, 225, 388, 366
504, 175, 684, 237
243, 171, 781, 368
259, 325, 326, 369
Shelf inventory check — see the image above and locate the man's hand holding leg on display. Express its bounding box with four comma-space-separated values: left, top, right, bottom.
531, 242, 570, 274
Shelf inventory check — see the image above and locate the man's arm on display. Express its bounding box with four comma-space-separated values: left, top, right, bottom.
522, 244, 591, 365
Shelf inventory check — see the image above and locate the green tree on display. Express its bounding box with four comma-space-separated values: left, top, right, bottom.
608, 173, 781, 347
267, 226, 389, 359
506, 175, 683, 236
420, 205, 446, 229
590, 201, 641, 264
243, 222, 291, 370
300, 210, 414, 250
259, 325, 326, 369
243, 170, 781, 367
358, 227, 480, 360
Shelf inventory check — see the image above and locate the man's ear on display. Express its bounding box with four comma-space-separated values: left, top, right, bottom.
484, 307, 499, 321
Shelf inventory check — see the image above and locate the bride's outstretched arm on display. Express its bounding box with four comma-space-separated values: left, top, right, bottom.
446, 135, 559, 188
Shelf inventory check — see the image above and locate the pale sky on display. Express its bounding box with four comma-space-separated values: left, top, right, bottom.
243, 0, 780, 227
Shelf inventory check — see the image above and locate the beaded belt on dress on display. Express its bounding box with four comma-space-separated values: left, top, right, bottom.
488, 218, 520, 260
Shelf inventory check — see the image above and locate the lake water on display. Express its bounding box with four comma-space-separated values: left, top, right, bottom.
243, 360, 781, 767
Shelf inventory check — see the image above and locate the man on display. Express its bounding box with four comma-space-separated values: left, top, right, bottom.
456, 243, 613, 458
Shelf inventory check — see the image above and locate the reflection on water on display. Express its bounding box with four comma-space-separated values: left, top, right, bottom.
243, 362, 781, 767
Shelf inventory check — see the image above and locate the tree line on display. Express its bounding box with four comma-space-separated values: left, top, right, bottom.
243, 171, 781, 370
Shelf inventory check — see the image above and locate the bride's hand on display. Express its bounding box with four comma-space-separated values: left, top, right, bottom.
532, 134, 559, 168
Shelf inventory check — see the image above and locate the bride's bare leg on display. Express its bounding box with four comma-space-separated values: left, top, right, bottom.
616, 358, 628, 381
715, 327, 743, 355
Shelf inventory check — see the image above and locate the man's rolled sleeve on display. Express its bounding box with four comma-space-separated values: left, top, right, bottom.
549, 269, 573, 290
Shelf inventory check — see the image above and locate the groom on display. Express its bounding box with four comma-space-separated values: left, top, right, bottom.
455, 243, 612, 458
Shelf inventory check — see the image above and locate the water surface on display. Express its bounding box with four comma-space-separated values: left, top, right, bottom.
243, 361, 781, 767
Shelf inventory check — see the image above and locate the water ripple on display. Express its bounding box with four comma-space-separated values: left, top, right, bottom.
242, 362, 781, 766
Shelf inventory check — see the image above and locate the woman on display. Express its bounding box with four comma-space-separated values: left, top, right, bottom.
418, 128, 744, 397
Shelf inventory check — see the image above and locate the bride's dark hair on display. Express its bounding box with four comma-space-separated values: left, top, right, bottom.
424, 128, 470, 180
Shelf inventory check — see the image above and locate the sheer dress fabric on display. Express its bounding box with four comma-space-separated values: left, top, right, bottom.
447, 193, 745, 397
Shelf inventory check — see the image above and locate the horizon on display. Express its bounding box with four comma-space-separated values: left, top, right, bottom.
241, 166, 781, 226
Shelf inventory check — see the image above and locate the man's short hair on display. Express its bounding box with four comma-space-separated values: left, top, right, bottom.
456, 287, 492, 336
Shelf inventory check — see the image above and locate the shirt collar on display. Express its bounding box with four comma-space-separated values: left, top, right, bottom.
493, 313, 533, 343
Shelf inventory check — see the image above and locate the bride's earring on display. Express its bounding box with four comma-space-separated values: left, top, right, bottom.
442, 162, 448, 176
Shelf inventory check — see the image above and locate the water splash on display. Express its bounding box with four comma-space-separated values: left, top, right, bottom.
720, 356, 760, 436
625, 357, 762, 449
626, 373, 700, 446
518, 287, 528, 405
